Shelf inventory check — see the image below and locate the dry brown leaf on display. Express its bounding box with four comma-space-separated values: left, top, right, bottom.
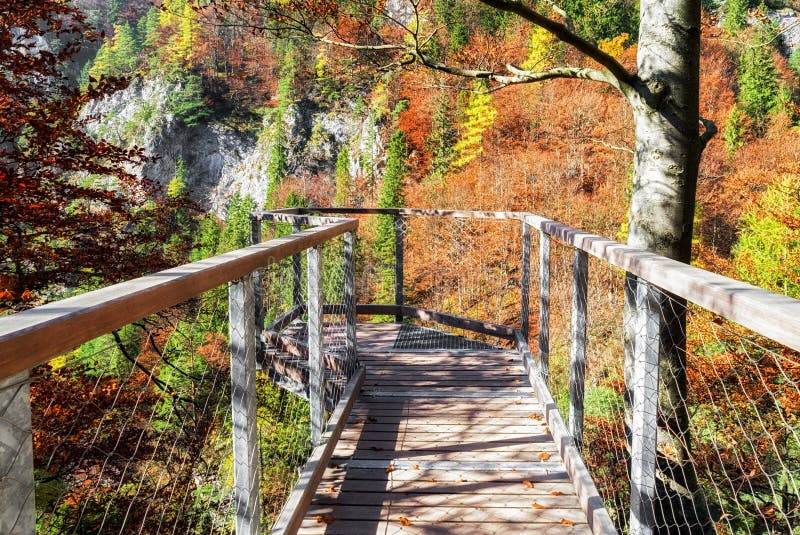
353, 418, 364, 424
539, 452, 551, 461
560, 518, 576, 526
412, 464, 420, 470
532, 502, 546, 509
522, 480, 534, 488
399, 517, 413, 526
386, 465, 395, 473
427, 477, 436, 483
327, 485, 337, 492
315, 515, 335, 524
550, 490, 564, 496
528, 413, 542, 420
544, 427, 551, 434
370, 446, 384, 451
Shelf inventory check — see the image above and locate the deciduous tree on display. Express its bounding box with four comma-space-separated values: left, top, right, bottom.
0, 0, 188, 310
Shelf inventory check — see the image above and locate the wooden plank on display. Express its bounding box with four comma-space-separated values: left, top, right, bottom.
347, 415, 544, 425
312, 492, 580, 508
338, 432, 553, 443
307, 245, 324, 446
355, 304, 516, 339
539, 229, 551, 381
297, 519, 591, 535
267, 305, 306, 332
318, 467, 570, 483
305, 504, 588, 523
272, 368, 365, 535
316, 478, 577, 496
0, 220, 358, 379
336, 439, 558, 453
343, 423, 548, 433
345, 449, 560, 462
517, 329, 618, 535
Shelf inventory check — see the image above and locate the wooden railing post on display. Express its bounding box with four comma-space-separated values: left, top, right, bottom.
228, 275, 260, 535
307, 245, 325, 445
569, 248, 588, 449
629, 277, 661, 535
344, 231, 358, 369
250, 216, 265, 367
0, 371, 35, 535
292, 222, 303, 307
521, 221, 531, 341
394, 214, 404, 323
538, 230, 551, 382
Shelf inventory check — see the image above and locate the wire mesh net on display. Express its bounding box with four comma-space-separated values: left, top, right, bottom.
542, 233, 800, 534
28, 287, 235, 534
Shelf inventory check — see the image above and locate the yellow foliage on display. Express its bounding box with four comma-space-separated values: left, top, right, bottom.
522, 26, 554, 71
452, 80, 498, 169
598, 32, 630, 60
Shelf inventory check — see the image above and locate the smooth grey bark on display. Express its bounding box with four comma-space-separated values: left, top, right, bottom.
623, 1, 712, 532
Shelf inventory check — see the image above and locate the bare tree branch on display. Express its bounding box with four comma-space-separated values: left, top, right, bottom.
476, 0, 635, 85
699, 117, 718, 151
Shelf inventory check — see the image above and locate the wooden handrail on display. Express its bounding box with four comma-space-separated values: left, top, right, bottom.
0, 219, 357, 379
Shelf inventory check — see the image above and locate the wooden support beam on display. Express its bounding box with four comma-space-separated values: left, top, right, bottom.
629, 279, 661, 535
538, 231, 551, 383
250, 216, 265, 368
521, 220, 532, 340
292, 223, 303, 307
344, 231, 358, 368
0, 371, 35, 535
394, 214, 404, 323
307, 246, 325, 446
569, 249, 588, 450
228, 276, 260, 535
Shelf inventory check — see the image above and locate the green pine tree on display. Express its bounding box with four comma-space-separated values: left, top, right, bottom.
738, 26, 779, 132
333, 146, 352, 207
723, 0, 749, 34
374, 129, 408, 301
427, 92, 457, 183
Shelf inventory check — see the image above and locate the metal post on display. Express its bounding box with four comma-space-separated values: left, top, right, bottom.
228, 276, 260, 535
250, 216, 265, 368
307, 245, 325, 445
629, 278, 661, 535
0, 371, 35, 535
538, 230, 551, 382
569, 248, 588, 449
521, 221, 531, 340
393, 214, 404, 323
344, 231, 358, 370
292, 223, 303, 307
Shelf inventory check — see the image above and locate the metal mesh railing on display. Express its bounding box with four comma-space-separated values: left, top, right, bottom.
543, 231, 800, 534
0, 216, 358, 535
30, 289, 235, 534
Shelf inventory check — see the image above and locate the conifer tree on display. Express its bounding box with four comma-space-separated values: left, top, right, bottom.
374, 129, 408, 300
427, 92, 457, 182
723, 0, 750, 34
333, 146, 352, 207
452, 80, 497, 168
738, 32, 779, 132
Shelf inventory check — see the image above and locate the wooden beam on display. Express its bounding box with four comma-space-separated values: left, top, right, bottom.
515, 329, 618, 535
272, 367, 365, 535
266, 305, 306, 333
355, 304, 516, 340
0, 220, 357, 380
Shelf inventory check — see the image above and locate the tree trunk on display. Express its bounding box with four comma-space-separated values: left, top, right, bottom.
624, 0, 713, 531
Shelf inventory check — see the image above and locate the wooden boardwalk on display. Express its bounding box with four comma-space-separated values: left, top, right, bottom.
297, 324, 592, 534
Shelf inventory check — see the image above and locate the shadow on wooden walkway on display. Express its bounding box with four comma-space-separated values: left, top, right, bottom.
297, 324, 591, 534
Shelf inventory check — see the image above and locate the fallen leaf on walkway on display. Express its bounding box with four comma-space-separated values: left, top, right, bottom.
550, 490, 564, 496
412, 464, 420, 470
370, 446, 384, 451
386, 465, 395, 473
560, 518, 575, 526
399, 517, 413, 526
532, 502, 545, 509
522, 480, 534, 488
427, 478, 436, 482
327, 485, 337, 492
315, 515, 335, 524
538, 452, 551, 461
528, 413, 542, 420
